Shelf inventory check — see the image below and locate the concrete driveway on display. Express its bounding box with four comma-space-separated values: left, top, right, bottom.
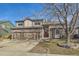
0, 40, 39, 56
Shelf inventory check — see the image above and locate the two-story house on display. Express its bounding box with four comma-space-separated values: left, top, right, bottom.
11, 17, 44, 40
11, 17, 79, 40
11, 17, 65, 40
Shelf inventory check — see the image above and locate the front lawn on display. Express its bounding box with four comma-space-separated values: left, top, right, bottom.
30, 39, 79, 55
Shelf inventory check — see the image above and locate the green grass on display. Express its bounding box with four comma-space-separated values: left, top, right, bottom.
30, 39, 79, 55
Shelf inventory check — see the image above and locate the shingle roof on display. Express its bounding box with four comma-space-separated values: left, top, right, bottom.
16, 17, 43, 22
0, 20, 14, 36
11, 26, 42, 30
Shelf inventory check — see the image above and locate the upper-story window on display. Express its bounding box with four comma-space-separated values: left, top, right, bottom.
18, 23, 23, 26
16, 22, 24, 27
34, 22, 40, 25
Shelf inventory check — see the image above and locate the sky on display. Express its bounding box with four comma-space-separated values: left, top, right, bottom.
0, 3, 43, 25
0, 3, 75, 26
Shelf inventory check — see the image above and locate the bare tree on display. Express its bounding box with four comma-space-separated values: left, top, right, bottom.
42, 3, 79, 45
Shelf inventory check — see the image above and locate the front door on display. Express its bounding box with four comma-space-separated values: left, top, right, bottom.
51, 28, 61, 39
43, 26, 49, 38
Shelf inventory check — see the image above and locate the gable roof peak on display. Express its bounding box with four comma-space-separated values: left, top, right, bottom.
23, 17, 31, 21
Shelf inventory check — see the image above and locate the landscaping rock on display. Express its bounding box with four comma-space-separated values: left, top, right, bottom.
57, 43, 79, 49
57, 43, 70, 48
70, 44, 79, 49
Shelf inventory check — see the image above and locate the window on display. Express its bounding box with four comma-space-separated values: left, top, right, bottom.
35, 22, 40, 25
56, 29, 60, 34
0, 25, 5, 29
18, 23, 23, 27
18, 24, 23, 26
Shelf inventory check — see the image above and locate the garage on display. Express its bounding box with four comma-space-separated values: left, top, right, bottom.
11, 27, 42, 40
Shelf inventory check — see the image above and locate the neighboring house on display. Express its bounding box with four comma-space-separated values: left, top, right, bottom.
11, 17, 79, 40
0, 20, 14, 38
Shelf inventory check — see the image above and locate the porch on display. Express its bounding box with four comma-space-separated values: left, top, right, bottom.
42, 24, 63, 40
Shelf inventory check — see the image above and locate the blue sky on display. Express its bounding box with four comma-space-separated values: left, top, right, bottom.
0, 3, 43, 25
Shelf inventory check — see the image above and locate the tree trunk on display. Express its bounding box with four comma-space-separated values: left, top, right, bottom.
66, 34, 71, 45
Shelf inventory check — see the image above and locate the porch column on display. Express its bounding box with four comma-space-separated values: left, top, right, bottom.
39, 32, 42, 40
49, 28, 51, 39
13, 33, 16, 40
42, 27, 44, 39
34, 33, 35, 40
11, 33, 14, 40
55, 28, 56, 38
37, 33, 38, 40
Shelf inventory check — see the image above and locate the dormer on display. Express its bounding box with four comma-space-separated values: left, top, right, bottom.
24, 18, 33, 27
16, 20, 24, 28
32, 19, 43, 26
